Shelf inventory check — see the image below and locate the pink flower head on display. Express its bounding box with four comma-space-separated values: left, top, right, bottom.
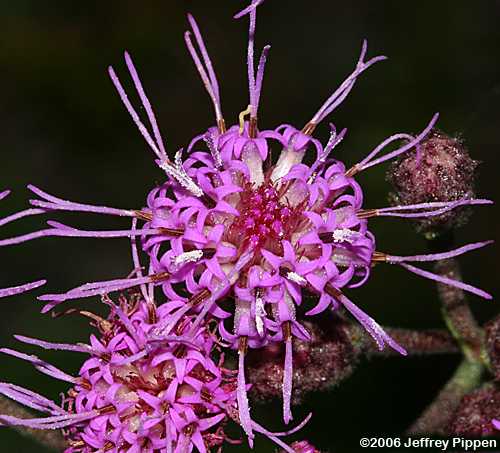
0, 0, 493, 446
0, 297, 308, 452
102, 0, 491, 426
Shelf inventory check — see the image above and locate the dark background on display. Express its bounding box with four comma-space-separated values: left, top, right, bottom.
0, 1, 498, 452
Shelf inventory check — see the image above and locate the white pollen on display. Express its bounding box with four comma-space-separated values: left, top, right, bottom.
172, 250, 204, 268
332, 228, 356, 244
286, 271, 307, 286
158, 149, 204, 197
255, 294, 266, 336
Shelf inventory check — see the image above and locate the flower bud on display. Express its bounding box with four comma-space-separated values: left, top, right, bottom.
248, 319, 358, 404
280, 440, 325, 453
448, 384, 500, 436
486, 315, 500, 381
387, 130, 478, 237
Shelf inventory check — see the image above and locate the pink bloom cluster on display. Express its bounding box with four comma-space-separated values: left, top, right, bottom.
0, 296, 308, 452
0, 0, 493, 451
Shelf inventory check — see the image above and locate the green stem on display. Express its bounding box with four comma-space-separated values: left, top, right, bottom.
408, 231, 487, 434
407, 359, 483, 434
428, 232, 485, 362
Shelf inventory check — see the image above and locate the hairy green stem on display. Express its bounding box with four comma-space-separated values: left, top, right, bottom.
429, 232, 485, 362
408, 231, 486, 434
407, 359, 483, 434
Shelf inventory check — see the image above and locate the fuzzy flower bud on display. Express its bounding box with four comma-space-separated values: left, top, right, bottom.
485, 315, 500, 382
248, 319, 358, 404
0, 0, 493, 449
280, 440, 325, 453
387, 130, 478, 237
448, 385, 500, 437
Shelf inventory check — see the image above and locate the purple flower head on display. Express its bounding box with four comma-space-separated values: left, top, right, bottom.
0, 0, 493, 446
0, 296, 308, 452
101, 0, 492, 426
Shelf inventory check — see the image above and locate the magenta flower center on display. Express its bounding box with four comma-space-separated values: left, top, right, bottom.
228, 182, 301, 250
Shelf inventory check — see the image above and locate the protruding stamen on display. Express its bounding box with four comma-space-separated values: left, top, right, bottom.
51, 308, 113, 332
371, 251, 388, 263
282, 321, 293, 424
158, 227, 186, 237
217, 118, 226, 134
149, 271, 172, 283
124, 51, 167, 158
185, 14, 224, 125
0, 280, 46, 299
97, 404, 116, 416
324, 284, 406, 355
249, 116, 258, 139
134, 210, 153, 221
239, 105, 252, 135
158, 149, 204, 197
354, 113, 439, 172
189, 288, 211, 307
357, 209, 379, 219
308, 124, 347, 181
253, 45, 271, 123
305, 40, 387, 131
398, 263, 492, 300
378, 241, 493, 300
373, 199, 492, 219
0, 224, 166, 248
345, 163, 361, 178
324, 283, 342, 298
301, 122, 316, 136
39, 272, 172, 311
203, 130, 223, 169
108, 60, 167, 161
237, 336, 254, 444
386, 241, 493, 264
78, 378, 92, 391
